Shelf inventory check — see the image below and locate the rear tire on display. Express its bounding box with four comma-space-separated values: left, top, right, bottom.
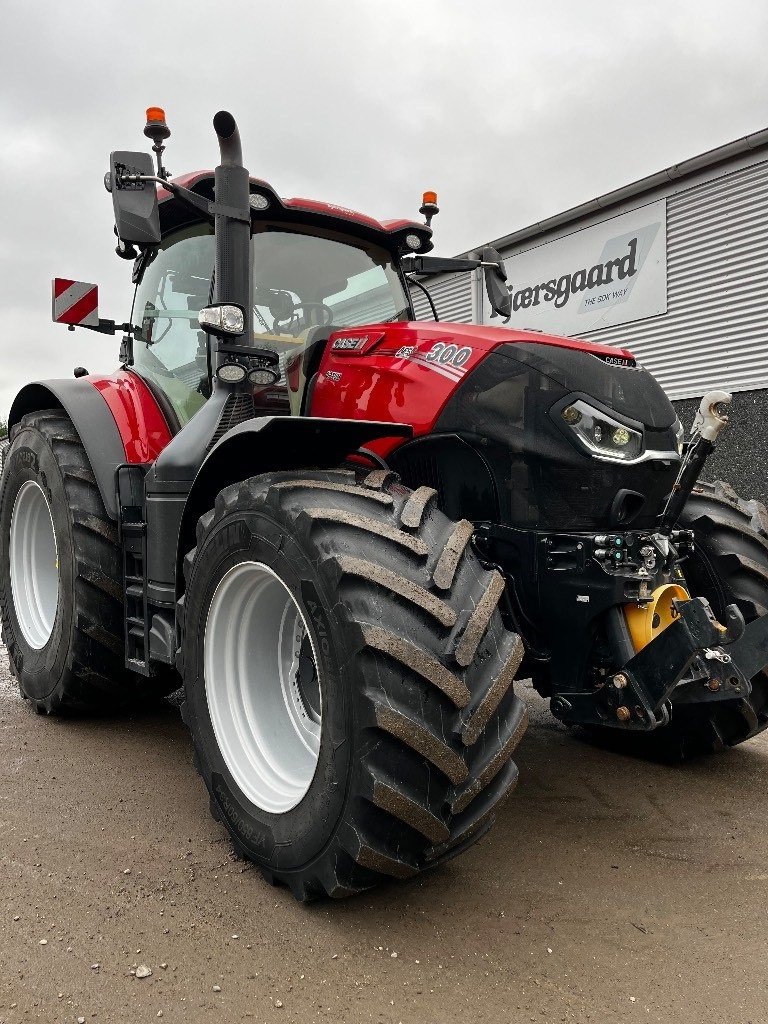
179, 467, 527, 899
670, 480, 768, 756
0, 410, 177, 713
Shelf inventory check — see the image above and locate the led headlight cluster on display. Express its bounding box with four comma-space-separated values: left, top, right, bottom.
559, 400, 643, 462
198, 304, 245, 336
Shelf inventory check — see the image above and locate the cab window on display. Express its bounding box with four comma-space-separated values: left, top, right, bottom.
131, 224, 215, 427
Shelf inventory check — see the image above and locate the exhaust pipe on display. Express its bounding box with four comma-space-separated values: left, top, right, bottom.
211, 111, 251, 360
213, 110, 243, 167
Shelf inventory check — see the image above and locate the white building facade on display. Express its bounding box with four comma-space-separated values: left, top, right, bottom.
412, 128, 768, 402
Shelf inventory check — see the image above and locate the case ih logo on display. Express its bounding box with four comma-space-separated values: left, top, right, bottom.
52, 278, 99, 327
332, 336, 367, 351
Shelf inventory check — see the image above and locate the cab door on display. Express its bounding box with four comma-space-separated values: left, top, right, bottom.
131, 223, 215, 428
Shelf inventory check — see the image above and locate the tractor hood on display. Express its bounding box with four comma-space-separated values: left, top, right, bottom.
309, 319, 676, 447
324, 320, 636, 368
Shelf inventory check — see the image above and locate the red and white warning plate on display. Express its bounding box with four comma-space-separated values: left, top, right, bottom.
52, 278, 99, 327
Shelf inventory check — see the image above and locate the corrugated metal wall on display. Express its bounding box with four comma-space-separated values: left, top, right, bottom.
406, 156, 768, 400
573, 160, 768, 399
333, 285, 401, 326
410, 273, 473, 323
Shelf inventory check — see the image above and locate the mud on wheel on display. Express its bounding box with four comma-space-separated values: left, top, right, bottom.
179, 467, 527, 899
0, 410, 176, 714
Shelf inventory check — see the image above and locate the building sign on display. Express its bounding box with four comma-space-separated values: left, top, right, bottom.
486, 200, 667, 335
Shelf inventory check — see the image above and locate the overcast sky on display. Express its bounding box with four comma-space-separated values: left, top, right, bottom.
1, 0, 767, 418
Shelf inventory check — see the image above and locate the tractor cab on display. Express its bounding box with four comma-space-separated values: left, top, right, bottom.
130, 168, 432, 430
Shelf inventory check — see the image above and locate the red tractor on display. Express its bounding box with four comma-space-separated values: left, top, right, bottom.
2, 109, 767, 900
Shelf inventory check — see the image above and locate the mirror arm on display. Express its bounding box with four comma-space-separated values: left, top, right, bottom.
116, 173, 216, 225
66, 319, 134, 337
402, 255, 480, 275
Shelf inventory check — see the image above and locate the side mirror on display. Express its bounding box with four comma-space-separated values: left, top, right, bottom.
106, 151, 161, 247
479, 246, 512, 321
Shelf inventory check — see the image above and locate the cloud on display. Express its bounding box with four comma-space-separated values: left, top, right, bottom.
1, 0, 766, 415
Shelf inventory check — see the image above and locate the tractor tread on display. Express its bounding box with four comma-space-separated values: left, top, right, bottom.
335, 555, 457, 627
76, 564, 124, 604
354, 841, 418, 880
372, 701, 469, 785
179, 467, 526, 899
72, 509, 118, 545
454, 571, 507, 667
400, 486, 437, 529
453, 701, 528, 813
462, 631, 525, 744
433, 520, 475, 590
361, 623, 470, 707
304, 507, 429, 556
271, 479, 393, 506
369, 777, 451, 844
363, 468, 399, 490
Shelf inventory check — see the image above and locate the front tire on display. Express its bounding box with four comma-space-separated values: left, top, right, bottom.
179, 468, 527, 899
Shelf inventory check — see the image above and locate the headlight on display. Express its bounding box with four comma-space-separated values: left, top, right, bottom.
217, 362, 248, 384
198, 303, 245, 336
558, 400, 643, 461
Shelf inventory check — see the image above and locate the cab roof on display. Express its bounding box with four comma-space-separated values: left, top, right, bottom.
157, 171, 434, 254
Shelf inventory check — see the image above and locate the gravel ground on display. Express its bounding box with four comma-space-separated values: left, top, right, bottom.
1, 643, 767, 1024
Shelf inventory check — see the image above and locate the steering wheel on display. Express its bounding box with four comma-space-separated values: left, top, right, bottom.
298, 301, 335, 326
272, 299, 334, 330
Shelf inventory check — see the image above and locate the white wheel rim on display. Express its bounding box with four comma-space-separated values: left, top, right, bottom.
204, 561, 322, 814
9, 480, 60, 650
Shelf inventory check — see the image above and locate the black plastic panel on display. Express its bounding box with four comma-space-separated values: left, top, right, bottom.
434, 344, 681, 532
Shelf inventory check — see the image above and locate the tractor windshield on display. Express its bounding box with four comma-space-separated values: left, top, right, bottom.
249, 226, 411, 413
130, 223, 411, 426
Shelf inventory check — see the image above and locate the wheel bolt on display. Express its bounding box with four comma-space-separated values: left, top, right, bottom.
613, 673, 629, 689
616, 705, 631, 722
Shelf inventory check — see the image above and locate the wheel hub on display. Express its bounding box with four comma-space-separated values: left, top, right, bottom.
9, 480, 60, 650
204, 561, 322, 814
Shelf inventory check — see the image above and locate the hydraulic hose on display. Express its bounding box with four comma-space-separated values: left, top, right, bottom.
659, 390, 732, 535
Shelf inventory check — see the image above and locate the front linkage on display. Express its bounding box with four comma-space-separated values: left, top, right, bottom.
552, 594, 765, 730
536, 390, 768, 733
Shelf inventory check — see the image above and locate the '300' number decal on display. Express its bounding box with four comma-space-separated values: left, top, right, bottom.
425, 343, 472, 367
